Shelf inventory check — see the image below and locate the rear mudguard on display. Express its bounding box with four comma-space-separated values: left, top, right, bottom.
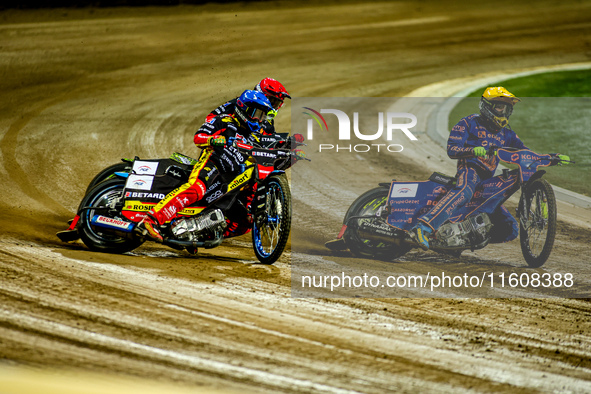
58, 169, 132, 241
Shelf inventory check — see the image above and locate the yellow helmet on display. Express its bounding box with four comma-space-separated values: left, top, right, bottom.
479, 86, 520, 129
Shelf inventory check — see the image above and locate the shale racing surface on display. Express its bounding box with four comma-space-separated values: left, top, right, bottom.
1, 1, 591, 392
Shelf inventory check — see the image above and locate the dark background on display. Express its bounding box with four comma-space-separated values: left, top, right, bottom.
2, 0, 258, 9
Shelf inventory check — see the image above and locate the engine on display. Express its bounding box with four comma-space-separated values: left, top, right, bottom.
434, 213, 492, 249
171, 209, 227, 242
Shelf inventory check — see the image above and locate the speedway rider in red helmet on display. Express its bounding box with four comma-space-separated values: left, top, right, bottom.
410, 86, 569, 250
138, 90, 276, 242
205, 78, 291, 145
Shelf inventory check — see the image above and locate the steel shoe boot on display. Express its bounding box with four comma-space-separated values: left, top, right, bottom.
137, 217, 163, 243
410, 222, 432, 250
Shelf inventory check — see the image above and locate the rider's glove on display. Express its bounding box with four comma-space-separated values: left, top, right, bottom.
209, 135, 226, 147
294, 149, 307, 161
558, 154, 570, 165
473, 146, 487, 157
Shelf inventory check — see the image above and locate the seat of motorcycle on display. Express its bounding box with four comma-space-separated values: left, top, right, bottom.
429, 172, 456, 186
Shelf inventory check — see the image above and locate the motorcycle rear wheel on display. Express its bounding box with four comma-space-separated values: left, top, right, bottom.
84, 161, 132, 195
343, 187, 410, 261
519, 179, 557, 268
78, 178, 144, 254
252, 175, 291, 265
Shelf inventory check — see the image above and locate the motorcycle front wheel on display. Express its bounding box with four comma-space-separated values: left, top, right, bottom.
343, 187, 410, 261
78, 178, 144, 254
519, 179, 557, 268
252, 175, 291, 265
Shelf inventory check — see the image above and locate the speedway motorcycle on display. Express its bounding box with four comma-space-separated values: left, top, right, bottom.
57, 135, 308, 265
325, 147, 572, 268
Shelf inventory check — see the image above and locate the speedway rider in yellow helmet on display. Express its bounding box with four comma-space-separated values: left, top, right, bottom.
410, 86, 569, 249
479, 86, 520, 129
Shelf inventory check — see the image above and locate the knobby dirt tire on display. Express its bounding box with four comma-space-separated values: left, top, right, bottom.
519, 179, 557, 268
252, 175, 291, 265
343, 187, 410, 261
78, 178, 144, 254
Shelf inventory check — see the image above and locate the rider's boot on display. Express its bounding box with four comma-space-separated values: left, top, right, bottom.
410, 222, 432, 250
137, 215, 164, 243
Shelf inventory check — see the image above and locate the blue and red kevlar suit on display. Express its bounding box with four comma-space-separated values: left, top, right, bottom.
149, 115, 255, 237
418, 114, 528, 243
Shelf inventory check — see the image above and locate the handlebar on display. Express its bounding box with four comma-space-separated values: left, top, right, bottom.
288, 133, 307, 148
486, 145, 575, 166
226, 137, 311, 163
228, 137, 289, 154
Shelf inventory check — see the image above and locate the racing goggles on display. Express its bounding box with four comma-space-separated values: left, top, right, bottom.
245, 106, 276, 122
267, 96, 284, 110
267, 92, 291, 110
491, 102, 512, 117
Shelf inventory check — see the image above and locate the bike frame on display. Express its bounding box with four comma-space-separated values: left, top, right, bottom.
383, 148, 555, 232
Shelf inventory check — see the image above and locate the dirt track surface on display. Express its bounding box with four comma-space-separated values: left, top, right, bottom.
1, 1, 591, 392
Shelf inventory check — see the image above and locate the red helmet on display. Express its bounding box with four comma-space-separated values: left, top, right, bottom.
254, 78, 291, 110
